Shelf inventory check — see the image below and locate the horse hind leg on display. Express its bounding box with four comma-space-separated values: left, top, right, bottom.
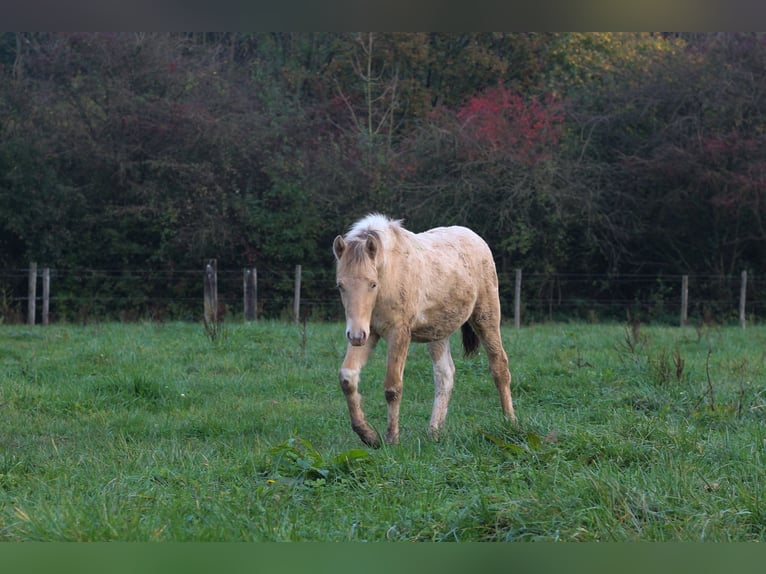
427, 338, 456, 438
470, 315, 516, 422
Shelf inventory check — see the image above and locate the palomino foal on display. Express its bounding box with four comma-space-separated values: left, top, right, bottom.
333, 214, 515, 447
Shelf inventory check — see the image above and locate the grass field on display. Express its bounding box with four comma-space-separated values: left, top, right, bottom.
0, 319, 765, 541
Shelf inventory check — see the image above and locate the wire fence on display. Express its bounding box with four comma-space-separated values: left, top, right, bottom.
0, 265, 340, 324
1, 266, 763, 326
496, 271, 760, 325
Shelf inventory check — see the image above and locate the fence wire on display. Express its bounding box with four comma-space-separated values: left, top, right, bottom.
0, 267, 761, 326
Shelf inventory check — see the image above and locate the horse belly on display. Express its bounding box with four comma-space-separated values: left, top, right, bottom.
410, 323, 461, 343
410, 299, 473, 343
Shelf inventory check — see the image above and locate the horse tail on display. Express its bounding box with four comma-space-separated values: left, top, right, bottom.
461, 322, 480, 357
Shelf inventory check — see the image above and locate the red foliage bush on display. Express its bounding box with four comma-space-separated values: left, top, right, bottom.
455, 85, 564, 165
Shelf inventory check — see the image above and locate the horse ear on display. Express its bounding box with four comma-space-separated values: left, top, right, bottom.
365, 234, 379, 260
333, 236, 346, 260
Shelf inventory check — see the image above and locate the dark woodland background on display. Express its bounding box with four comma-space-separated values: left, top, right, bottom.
2, 33, 766, 322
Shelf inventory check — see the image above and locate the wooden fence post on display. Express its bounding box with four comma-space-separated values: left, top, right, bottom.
294, 264, 302, 324
244, 267, 257, 322
740, 270, 747, 329
514, 268, 522, 329
204, 259, 218, 323
680, 274, 688, 327
27, 262, 37, 326
42, 267, 50, 326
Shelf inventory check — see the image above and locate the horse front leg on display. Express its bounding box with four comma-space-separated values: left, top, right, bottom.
339, 332, 380, 447
383, 329, 411, 445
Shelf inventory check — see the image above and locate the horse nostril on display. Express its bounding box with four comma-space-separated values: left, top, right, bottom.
347, 330, 368, 346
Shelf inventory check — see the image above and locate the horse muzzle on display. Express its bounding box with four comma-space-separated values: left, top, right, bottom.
346, 327, 369, 347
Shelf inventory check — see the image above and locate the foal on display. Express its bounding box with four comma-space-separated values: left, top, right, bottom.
333, 214, 515, 447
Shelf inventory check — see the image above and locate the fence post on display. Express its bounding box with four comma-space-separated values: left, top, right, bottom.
27, 262, 37, 326
204, 259, 218, 323
244, 267, 257, 322
680, 274, 688, 327
42, 267, 50, 326
514, 268, 522, 329
294, 264, 302, 324
740, 270, 747, 329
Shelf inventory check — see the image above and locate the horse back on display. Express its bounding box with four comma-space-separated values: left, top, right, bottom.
393, 226, 499, 339
414, 226, 496, 279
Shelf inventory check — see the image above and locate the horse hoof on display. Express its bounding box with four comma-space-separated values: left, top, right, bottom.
352, 424, 380, 448
384, 432, 399, 445
360, 434, 381, 448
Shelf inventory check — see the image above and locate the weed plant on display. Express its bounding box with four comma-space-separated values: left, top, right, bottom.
0, 321, 765, 541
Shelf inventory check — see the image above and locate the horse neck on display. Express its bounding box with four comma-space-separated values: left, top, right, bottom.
377, 228, 419, 293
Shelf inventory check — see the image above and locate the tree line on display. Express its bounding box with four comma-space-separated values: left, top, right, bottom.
2, 32, 765, 322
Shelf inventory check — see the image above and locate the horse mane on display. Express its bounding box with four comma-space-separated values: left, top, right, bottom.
346, 213, 403, 241
342, 214, 403, 265
342, 229, 382, 266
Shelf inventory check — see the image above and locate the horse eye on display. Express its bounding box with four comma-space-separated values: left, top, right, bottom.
370, 282, 377, 290
337, 283, 345, 292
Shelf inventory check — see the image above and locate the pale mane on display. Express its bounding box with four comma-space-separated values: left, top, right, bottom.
346, 213, 404, 242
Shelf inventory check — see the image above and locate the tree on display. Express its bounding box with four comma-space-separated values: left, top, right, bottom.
577, 33, 766, 277
393, 83, 568, 275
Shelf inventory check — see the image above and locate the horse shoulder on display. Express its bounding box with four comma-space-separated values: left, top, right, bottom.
373, 237, 421, 328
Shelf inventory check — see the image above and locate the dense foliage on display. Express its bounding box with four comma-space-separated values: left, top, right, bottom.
2, 33, 766, 321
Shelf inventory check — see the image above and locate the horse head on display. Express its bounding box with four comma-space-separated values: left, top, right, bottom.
333, 232, 380, 347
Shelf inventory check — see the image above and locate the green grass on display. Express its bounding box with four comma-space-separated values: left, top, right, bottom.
1, 320, 765, 541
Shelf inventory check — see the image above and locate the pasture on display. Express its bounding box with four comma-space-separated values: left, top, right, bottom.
0, 320, 765, 541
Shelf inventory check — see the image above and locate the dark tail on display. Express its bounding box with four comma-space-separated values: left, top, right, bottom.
461, 322, 480, 357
